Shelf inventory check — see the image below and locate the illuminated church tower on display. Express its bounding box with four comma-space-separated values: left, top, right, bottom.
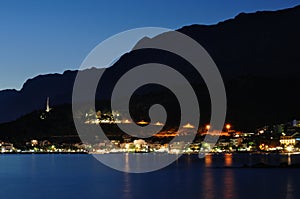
45, 97, 52, 112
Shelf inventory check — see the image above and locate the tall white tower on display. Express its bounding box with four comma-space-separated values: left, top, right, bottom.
46, 97, 51, 112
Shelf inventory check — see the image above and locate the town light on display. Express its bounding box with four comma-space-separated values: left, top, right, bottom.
286, 145, 294, 152
206, 125, 211, 130
183, 123, 195, 129
137, 120, 149, 125
226, 124, 231, 130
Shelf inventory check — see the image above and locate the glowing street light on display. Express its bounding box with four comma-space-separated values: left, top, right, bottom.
226, 124, 231, 131
206, 125, 211, 130
286, 145, 294, 153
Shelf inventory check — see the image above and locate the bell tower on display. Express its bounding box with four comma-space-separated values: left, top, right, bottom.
46, 97, 51, 112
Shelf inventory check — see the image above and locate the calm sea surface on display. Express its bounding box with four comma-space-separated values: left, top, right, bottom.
0, 153, 299, 199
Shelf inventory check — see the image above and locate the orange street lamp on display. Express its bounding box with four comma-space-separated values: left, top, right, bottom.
206, 125, 211, 130
226, 124, 231, 131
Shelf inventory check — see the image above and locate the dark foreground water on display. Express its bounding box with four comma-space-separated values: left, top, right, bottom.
0, 153, 299, 199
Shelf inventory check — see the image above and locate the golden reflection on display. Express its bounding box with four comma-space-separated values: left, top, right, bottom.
122, 154, 132, 199
222, 169, 236, 199
286, 174, 294, 199
224, 153, 233, 167
124, 153, 130, 173
202, 168, 215, 199
204, 154, 212, 167
287, 153, 292, 166
122, 172, 132, 199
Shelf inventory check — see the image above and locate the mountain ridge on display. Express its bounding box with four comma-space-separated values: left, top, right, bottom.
0, 5, 300, 130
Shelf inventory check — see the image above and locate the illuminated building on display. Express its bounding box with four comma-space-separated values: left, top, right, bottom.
45, 97, 52, 112
183, 123, 195, 129
0, 142, 14, 152
280, 136, 296, 146
136, 120, 149, 125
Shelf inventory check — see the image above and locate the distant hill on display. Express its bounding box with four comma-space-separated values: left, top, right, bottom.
0, 104, 79, 146
0, 70, 78, 123
0, 5, 300, 132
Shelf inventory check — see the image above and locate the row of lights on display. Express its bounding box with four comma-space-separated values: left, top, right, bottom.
205, 124, 231, 130
135, 120, 232, 131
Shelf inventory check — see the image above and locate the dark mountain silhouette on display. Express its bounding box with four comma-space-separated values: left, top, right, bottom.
0, 5, 300, 135
178, 6, 300, 78
0, 70, 84, 123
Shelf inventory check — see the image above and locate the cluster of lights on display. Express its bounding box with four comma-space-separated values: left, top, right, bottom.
205, 124, 231, 130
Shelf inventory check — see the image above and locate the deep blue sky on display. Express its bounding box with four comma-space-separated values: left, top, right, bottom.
1, 0, 300, 90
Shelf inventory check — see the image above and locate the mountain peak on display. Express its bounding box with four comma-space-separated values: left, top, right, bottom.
0, 5, 300, 129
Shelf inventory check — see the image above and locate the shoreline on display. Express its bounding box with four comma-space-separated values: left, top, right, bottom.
1, 151, 299, 155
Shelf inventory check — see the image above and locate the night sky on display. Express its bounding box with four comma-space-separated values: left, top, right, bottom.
1, 0, 300, 90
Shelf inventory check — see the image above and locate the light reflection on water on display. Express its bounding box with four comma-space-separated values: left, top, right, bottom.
122, 154, 132, 199
224, 153, 233, 167
287, 154, 292, 166
286, 174, 294, 199
122, 172, 132, 199
0, 154, 299, 199
202, 167, 215, 199
204, 154, 212, 167
203, 154, 236, 199
204, 153, 300, 168
223, 169, 236, 199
